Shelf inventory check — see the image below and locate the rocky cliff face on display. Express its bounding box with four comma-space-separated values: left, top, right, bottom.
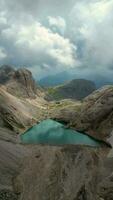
0, 66, 113, 200
0, 65, 43, 98
8, 68, 38, 98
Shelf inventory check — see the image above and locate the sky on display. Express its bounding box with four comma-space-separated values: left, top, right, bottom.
0, 0, 113, 80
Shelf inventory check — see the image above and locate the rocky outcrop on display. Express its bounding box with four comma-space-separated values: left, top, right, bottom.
8, 68, 39, 98
47, 79, 96, 101
7, 68, 39, 98
52, 86, 113, 142
0, 65, 44, 99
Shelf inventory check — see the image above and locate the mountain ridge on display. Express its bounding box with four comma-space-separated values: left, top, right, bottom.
46, 78, 96, 100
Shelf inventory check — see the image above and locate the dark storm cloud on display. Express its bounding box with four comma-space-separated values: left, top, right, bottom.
0, 0, 80, 78
0, 0, 113, 78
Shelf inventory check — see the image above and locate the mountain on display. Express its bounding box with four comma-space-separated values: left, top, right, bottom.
0, 65, 113, 200
52, 85, 113, 143
38, 71, 74, 87
0, 65, 44, 99
46, 79, 96, 101
0, 65, 48, 132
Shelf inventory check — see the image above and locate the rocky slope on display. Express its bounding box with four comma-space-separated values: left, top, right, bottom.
0, 65, 48, 131
47, 79, 96, 101
12, 146, 109, 200
52, 86, 113, 142
0, 86, 47, 133
0, 65, 113, 200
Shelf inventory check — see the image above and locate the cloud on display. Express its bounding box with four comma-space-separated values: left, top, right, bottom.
0, 14, 78, 69
48, 16, 66, 35
0, 0, 113, 80
69, 0, 113, 67
15, 22, 76, 67
1, 0, 75, 19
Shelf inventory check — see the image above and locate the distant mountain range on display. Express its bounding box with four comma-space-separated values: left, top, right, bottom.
38, 71, 75, 87
39, 71, 113, 88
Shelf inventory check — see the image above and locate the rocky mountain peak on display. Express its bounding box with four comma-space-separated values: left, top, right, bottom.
13, 68, 37, 98
0, 65, 41, 99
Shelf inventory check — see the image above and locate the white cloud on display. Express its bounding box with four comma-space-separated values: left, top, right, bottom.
48, 16, 66, 34
69, 0, 113, 67
0, 19, 78, 68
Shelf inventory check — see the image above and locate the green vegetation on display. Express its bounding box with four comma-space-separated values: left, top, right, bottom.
47, 87, 63, 100
47, 79, 96, 101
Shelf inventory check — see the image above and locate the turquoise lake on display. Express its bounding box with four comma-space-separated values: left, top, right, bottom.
20, 119, 102, 147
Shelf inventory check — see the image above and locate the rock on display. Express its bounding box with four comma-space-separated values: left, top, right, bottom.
13, 145, 104, 200
73, 86, 113, 141
98, 172, 113, 200
0, 65, 44, 99
0, 190, 18, 200
52, 86, 113, 142
7, 68, 38, 98
0, 138, 28, 193
13, 68, 37, 98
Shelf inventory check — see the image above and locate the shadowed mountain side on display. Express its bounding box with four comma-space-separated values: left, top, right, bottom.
46, 79, 96, 101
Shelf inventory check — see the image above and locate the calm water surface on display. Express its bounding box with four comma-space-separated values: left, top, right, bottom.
20, 119, 102, 147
